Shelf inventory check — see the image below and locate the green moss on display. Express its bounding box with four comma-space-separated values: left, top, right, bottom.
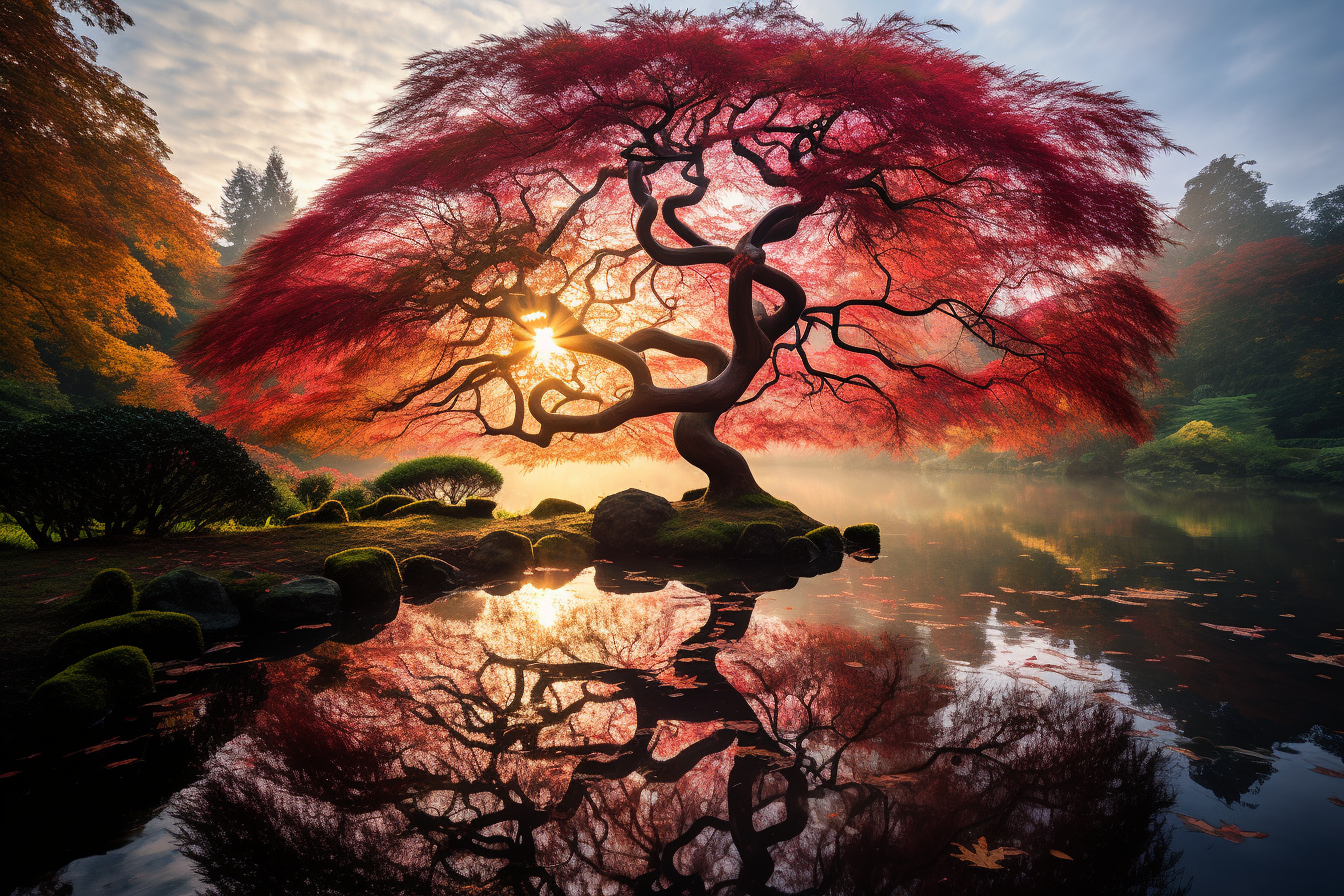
680, 487, 707, 502
220, 572, 284, 615
649, 518, 747, 557
464, 497, 497, 518
471, 530, 535, 573
384, 499, 471, 520
842, 523, 881, 553
529, 497, 586, 518
354, 494, 415, 520
61, 568, 136, 625
48, 611, 204, 669
284, 499, 349, 526
30, 646, 154, 733
805, 525, 844, 554
323, 547, 401, 609
735, 522, 788, 558
533, 533, 592, 568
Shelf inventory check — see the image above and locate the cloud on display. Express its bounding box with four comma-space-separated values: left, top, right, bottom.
93, 0, 1344, 212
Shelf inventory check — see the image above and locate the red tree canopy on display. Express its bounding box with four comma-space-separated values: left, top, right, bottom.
185, 4, 1178, 488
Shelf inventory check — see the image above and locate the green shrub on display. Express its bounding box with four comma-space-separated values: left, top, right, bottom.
843, 524, 881, 553
61, 569, 136, 625
383, 499, 471, 519
373, 455, 503, 504
295, 472, 335, 508
1124, 421, 1294, 482
464, 497, 497, 518
1156, 394, 1271, 438
323, 547, 401, 610
0, 408, 275, 547
331, 485, 370, 509
354, 494, 415, 520
48, 611, 204, 669
529, 497, 586, 518
30, 646, 154, 733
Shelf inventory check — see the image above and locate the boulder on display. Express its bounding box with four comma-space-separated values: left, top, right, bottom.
471, 530, 535, 574
529, 497, 586, 519
533, 533, 593, 569
62, 568, 135, 625
136, 567, 240, 635
400, 555, 461, 597
323, 548, 402, 611
283, 499, 348, 526
681, 487, 707, 501
30, 646, 154, 734
843, 523, 881, 554
353, 494, 415, 520
252, 576, 343, 631
591, 488, 676, 552
464, 497, 497, 518
782, 535, 821, 563
48, 611, 203, 669
735, 522, 788, 558
805, 525, 845, 555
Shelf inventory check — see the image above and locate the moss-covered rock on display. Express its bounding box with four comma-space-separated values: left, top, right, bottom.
592, 489, 676, 552
253, 576, 343, 631
471, 530, 534, 575
735, 522, 788, 558
383, 499, 471, 520
400, 555, 461, 597
61, 568, 135, 625
48, 611, 204, 669
533, 533, 593, 569
30, 646, 155, 733
783, 535, 822, 563
218, 571, 284, 616
529, 497, 586, 519
842, 523, 881, 553
681, 487, 707, 501
136, 567, 240, 635
649, 518, 746, 557
805, 525, 845, 554
354, 494, 415, 520
284, 499, 350, 526
323, 548, 401, 611
464, 497, 497, 518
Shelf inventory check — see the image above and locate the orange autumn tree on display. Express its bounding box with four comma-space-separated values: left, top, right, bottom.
1, 0, 216, 410
186, 4, 1178, 499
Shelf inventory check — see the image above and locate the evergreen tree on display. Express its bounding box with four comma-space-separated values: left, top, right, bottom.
215, 149, 298, 264
1304, 184, 1344, 246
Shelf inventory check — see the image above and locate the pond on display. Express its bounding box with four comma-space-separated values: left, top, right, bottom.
3, 466, 1342, 895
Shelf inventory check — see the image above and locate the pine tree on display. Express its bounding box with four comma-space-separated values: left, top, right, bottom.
256, 148, 298, 237
215, 149, 298, 264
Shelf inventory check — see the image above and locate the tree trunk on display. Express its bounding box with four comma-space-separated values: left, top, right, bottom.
673, 409, 764, 501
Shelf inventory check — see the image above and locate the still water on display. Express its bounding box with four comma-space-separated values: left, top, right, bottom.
4, 467, 1342, 895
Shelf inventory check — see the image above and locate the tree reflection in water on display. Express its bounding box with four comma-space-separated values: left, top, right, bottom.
173, 577, 1185, 895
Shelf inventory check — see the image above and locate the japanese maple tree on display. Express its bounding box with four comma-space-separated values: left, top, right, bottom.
186, 3, 1179, 499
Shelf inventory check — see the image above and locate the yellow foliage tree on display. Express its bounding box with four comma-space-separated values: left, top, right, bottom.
0, 0, 216, 409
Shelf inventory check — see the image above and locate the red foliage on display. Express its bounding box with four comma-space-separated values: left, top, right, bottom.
185, 5, 1178, 468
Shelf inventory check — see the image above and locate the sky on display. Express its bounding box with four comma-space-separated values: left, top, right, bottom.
87, 0, 1344, 214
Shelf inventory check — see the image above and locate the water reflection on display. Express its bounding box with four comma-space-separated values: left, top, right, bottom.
173, 573, 1182, 895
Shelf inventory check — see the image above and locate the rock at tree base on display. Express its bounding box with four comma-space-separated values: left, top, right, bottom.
471, 531, 535, 575
783, 536, 821, 563
253, 576, 343, 631
400, 556, 461, 597
843, 523, 881, 553
30, 646, 154, 734
464, 497, 497, 518
48, 611, 203, 669
736, 522, 788, 558
591, 489, 676, 553
137, 568, 240, 635
323, 548, 402, 611
681, 487, 707, 501
805, 525, 845, 555
62, 568, 135, 625
529, 497, 586, 519
533, 533, 593, 569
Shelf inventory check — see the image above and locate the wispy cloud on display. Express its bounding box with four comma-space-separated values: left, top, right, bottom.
94, 0, 1344, 211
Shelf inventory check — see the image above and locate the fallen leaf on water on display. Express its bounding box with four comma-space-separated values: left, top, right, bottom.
962, 592, 995, 598
950, 837, 1026, 869
104, 757, 140, 769
1309, 766, 1344, 779
1319, 633, 1344, 641
1328, 797, 1344, 807
1175, 655, 1210, 662
1280, 613, 1296, 618
1102, 650, 1130, 655
844, 661, 864, 668
1165, 746, 1203, 760
1049, 849, 1074, 860
1288, 653, 1344, 668
1115, 618, 1134, 623
1176, 814, 1267, 843
1200, 623, 1273, 638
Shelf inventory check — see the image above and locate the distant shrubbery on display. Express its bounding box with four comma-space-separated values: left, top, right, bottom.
1123, 420, 1298, 483
373, 455, 503, 504
0, 408, 275, 547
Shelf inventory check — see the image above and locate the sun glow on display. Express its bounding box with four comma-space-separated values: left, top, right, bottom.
530, 326, 564, 369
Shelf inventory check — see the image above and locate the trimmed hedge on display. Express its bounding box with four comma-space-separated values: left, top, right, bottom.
0, 407, 274, 547
354, 494, 415, 520
373, 455, 503, 504
48, 611, 204, 669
